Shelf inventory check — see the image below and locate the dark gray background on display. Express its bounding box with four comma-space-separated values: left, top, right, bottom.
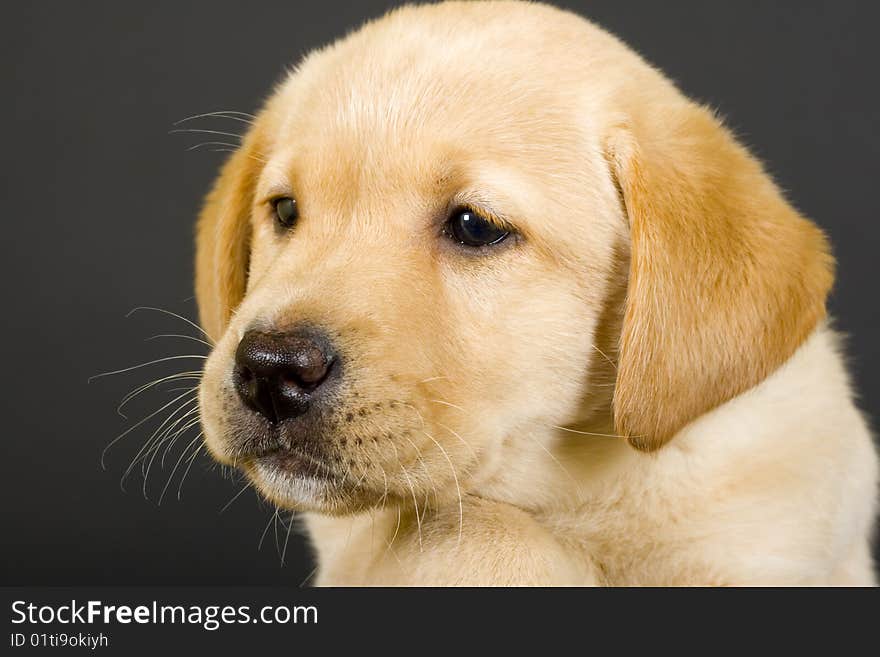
1, 1, 877, 585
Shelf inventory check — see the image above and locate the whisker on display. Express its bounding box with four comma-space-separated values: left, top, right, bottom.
186, 141, 241, 152
158, 432, 203, 505
89, 354, 207, 382
339, 455, 353, 490
169, 128, 243, 140
420, 490, 430, 525
175, 439, 205, 501
528, 433, 583, 497
399, 464, 422, 552
158, 412, 201, 467
436, 421, 479, 461
346, 512, 360, 554
219, 482, 252, 514
369, 507, 376, 561
258, 509, 279, 552
132, 400, 200, 484
273, 511, 284, 559
101, 388, 196, 469
126, 306, 213, 343
133, 395, 200, 473
137, 406, 201, 493
299, 565, 320, 588
551, 425, 629, 439
422, 431, 464, 547
173, 110, 255, 125
133, 403, 198, 482
591, 344, 618, 370
399, 402, 426, 428
116, 372, 201, 418
379, 465, 389, 510
428, 398, 465, 412
385, 505, 402, 556
352, 463, 370, 489
401, 434, 439, 508
145, 333, 213, 349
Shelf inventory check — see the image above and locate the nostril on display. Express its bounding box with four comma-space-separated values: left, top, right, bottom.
281, 357, 333, 393
233, 365, 277, 424
291, 347, 333, 387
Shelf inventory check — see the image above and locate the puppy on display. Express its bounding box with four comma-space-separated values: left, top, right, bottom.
195, 1, 878, 585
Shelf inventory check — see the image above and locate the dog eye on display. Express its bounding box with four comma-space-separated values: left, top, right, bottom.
273, 197, 298, 228
445, 209, 510, 247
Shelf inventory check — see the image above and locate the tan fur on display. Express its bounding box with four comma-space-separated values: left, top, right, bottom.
194, 1, 877, 585
195, 127, 264, 341
608, 106, 834, 449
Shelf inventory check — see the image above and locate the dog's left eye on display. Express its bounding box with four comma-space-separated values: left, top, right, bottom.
273, 197, 298, 228
444, 209, 510, 247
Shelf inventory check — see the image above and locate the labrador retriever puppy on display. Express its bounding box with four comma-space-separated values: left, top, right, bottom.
195, 1, 878, 585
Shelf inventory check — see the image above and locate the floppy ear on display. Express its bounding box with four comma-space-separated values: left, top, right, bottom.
194, 131, 265, 342
606, 103, 834, 451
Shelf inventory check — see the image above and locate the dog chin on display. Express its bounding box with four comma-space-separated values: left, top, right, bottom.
244, 455, 364, 514
241, 456, 329, 510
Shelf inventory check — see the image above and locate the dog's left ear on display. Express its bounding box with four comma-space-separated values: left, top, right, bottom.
606, 102, 834, 451
194, 128, 265, 342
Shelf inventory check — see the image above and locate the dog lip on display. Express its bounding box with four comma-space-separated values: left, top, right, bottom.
255, 447, 334, 479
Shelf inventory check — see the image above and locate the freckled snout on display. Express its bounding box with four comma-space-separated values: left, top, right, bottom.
234, 328, 337, 424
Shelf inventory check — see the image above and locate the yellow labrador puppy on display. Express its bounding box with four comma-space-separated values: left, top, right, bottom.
195, 1, 877, 585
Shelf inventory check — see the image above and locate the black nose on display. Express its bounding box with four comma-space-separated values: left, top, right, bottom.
234, 329, 336, 424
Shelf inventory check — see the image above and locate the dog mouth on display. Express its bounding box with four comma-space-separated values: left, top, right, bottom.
252, 447, 336, 481
241, 446, 345, 511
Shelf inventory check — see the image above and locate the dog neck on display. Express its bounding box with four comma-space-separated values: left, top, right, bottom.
468, 321, 856, 515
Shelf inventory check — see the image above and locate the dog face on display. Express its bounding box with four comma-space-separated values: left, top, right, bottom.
196, 2, 832, 514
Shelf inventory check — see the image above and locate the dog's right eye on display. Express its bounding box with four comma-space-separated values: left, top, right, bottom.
273, 197, 298, 228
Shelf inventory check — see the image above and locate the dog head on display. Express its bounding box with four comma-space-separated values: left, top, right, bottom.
196, 2, 832, 514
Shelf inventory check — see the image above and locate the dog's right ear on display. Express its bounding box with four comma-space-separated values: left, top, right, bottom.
194, 128, 265, 342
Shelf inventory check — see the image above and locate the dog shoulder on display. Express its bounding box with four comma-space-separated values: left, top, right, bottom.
654, 323, 878, 584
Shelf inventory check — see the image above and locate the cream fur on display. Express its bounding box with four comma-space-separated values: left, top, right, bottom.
309, 324, 878, 585
194, 1, 878, 586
